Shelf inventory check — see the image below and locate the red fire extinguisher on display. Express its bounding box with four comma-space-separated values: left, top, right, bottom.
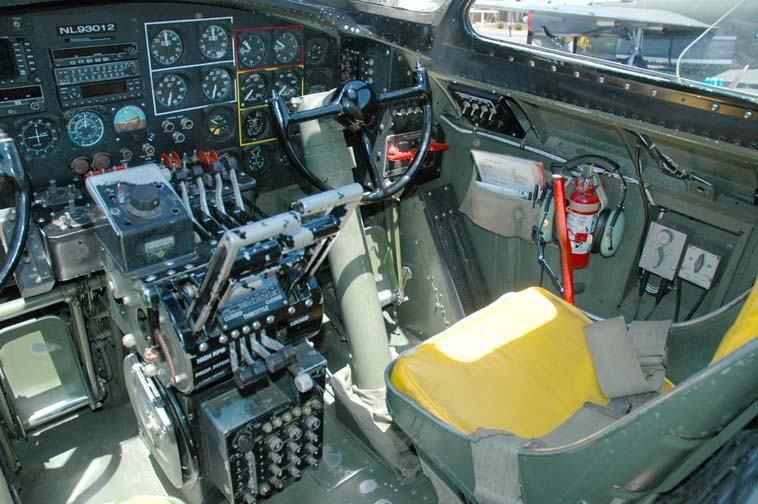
566, 178, 601, 269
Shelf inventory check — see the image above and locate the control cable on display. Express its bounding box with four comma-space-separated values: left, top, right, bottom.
581, 286, 752, 329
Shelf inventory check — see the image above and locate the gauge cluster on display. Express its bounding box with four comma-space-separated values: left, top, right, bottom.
0, 4, 338, 189
146, 18, 237, 116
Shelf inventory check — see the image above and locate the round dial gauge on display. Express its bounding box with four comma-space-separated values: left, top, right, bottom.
17, 118, 59, 156
206, 108, 235, 142
246, 145, 269, 174
238, 33, 266, 69
306, 39, 326, 63
239, 72, 268, 108
243, 109, 267, 141
201, 68, 233, 101
150, 29, 183, 66
274, 67, 301, 99
273, 31, 300, 64
155, 74, 188, 108
305, 71, 331, 94
199, 24, 229, 60
67, 111, 105, 148
113, 105, 147, 133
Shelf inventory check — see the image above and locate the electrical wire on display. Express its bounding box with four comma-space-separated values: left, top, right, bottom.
580, 286, 752, 329
674, 278, 682, 323
684, 287, 708, 321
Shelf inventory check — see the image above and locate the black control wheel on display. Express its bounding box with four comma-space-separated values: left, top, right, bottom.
267, 63, 433, 204
0, 132, 31, 290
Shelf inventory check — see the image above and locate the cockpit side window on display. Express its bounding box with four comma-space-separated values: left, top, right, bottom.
353, 0, 448, 13
467, 0, 758, 100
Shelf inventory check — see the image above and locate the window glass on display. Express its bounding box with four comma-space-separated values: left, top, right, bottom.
469, 0, 758, 97
355, 0, 447, 13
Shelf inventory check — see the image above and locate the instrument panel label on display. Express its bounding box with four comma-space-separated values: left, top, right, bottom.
57, 23, 117, 36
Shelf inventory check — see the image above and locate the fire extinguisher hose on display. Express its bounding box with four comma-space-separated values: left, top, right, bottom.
552, 174, 575, 304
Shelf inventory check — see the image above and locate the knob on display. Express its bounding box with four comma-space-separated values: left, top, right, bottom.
272, 417, 283, 428
286, 441, 301, 454
267, 436, 284, 452
269, 452, 283, 464
282, 412, 293, 423
91, 152, 111, 171
70, 156, 90, 175
268, 464, 283, 477
172, 131, 185, 144
294, 373, 313, 393
161, 120, 175, 133
180, 117, 194, 130
270, 478, 283, 490
120, 148, 133, 161
287, 453, 300, 465
305, 443, 318, 455
309, 399, 322, 410
142, 143, 156, 156
259, 483, 272, 497
305, 455, 318, 466
304, 416, 321, 431
305, 430, 318, 443
127, 184, 161, 212
285, 425, 302, 441
289, 466, 301, 479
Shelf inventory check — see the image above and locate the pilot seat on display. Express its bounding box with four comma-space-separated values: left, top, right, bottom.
386, 279, 758, 503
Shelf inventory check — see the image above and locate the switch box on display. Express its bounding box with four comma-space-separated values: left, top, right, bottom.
638, 222, 688, 280
678, 245, 720, 289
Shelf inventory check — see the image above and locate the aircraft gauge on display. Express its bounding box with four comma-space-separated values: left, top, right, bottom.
150, 29, 183, 66
199, 25, 229, 60
245, 144, 269, 175
17, 118, 59, 157
206, 108, 235, 142
239, 72, 268, 108
274, 67, 301, 100
273, 31, 300, 64
238, 33, 266, 69
243, 109, 267, 141
67, 111, 105, 148
202, 68, 233, 101
155, 74, 188, 108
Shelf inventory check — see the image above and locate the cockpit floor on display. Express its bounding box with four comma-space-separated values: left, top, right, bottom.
15, 400, 435, 504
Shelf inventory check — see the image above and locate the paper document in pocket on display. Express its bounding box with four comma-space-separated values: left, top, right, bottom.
471, 150, 545, 194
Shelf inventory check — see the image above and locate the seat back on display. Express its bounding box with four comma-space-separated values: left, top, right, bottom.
710, 276, 758, 364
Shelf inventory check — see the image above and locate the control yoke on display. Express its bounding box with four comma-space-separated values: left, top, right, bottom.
268, 63, 433, 204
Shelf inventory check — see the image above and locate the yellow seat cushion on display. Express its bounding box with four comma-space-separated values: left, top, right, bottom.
391, 287, 610, 438
711, 276, 758, 364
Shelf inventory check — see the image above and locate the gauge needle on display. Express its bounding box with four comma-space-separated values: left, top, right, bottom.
168, 91, 173, 105
243, 40, 251, 50
245, 89, 254, 100
280, 85, 289, 95
212, 84, 218, 97
276, 41, 285, 50
163, 31, 169, 45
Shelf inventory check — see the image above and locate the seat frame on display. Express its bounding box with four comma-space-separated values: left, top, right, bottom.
386, 339, 758, 503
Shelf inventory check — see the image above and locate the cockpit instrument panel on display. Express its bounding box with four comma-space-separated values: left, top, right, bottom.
0, 4, 338, 188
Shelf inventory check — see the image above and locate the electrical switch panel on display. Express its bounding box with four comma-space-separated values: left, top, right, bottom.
638, 222, 688, 280
448, 83, 526, 138
678, 245, 721, 289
